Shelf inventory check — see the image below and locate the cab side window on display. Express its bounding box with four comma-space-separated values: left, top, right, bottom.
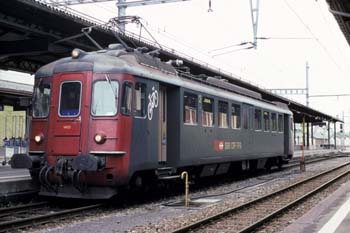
134, 82, 146, 118
121, 82, 132, 115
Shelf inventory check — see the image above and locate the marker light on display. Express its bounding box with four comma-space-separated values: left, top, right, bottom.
34, 134, 44, 144
72, 49, 80, 58
94, 134, 106, 144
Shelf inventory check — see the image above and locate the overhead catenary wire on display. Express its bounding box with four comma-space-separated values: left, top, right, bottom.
139, 18, 213, 57
212, 46, 255, 57
209, 42, 254, 53
209, 37, 313, 55
283, 0, 343, 72
316, 1, 348, 64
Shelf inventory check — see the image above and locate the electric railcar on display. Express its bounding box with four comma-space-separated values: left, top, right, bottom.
11, 44, 294, 199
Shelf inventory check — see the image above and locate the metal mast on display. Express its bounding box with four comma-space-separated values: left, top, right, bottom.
306, 61, 310, 107
249, 0, 260, 49
115, 0, 191, 31
46, 0, 191, 32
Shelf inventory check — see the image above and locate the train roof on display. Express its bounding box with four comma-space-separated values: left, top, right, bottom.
35, 46, 292, 115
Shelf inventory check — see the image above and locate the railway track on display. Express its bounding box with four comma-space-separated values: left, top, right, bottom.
170, 161, 350, 233
0, 154, 344, 232
286, 153, 340, 168
0, 201, 104, 232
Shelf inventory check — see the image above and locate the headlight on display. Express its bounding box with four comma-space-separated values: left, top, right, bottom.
72, 49, 80, 58
94, 133, 106, 144
34, 134, 44, 144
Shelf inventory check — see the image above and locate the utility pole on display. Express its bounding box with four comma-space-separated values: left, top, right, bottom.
115, 0, 191, 32
117, 0, 127, 32
249, 0, 260, 49
305, 61, 310, 148
267, 61, 311, 148
306, 61, 309, 107
47, 0, 191, 32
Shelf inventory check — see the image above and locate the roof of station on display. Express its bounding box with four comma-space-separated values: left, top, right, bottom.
0, 0, 341, 123
326, 0, 350, 46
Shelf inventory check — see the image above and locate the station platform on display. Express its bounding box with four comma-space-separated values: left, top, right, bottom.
0, 165, 37, 197
293, 148, 341, 158
284, 172, 350, 233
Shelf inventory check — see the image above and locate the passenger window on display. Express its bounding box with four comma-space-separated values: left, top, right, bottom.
121, 82, 132, 115
202, 97, 214, 127
218, 101, 228, 128
278, 114, 284, 132
271, 113, 277, 131
134, 83, 146, 118
255, 109, 262, 130
231, 104, 241, 129
264, 111, 270, 131
184, 92, 197, 125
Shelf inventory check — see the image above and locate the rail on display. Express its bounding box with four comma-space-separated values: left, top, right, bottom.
0, 201, 104, 232
170, 162, 350, 233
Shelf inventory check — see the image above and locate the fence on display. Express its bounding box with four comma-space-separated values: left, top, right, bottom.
1, 137, 28, 165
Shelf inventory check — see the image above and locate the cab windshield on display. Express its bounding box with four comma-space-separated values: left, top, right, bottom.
32, 82, 51, 118
91, 80, 119, 116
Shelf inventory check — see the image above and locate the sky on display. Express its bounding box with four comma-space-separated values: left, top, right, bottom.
2, 0, 350, 127
70, 0, 350, 121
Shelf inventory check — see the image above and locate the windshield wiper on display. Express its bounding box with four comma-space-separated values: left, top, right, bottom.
105, 74, 118, 99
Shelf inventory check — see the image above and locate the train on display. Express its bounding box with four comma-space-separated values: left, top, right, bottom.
11, 44, 294, 199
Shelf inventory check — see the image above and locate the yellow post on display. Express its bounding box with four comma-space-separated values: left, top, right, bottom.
181, 171, 189, 207
300, 116, 306, 172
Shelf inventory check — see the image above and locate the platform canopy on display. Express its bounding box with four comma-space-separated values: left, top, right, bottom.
326, 0, 350, 46
0, 0, 341, 123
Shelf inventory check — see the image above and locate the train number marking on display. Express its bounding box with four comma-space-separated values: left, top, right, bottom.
147, 86, 158, 120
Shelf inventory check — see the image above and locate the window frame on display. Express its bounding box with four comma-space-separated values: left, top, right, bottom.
231, 103, 241, 130
32, 81, 51, 119
278, 114, 284, 133
134, 82, 147, 119
263, 110, 270, 132
218, 100, 229, 128
271, 112, 277, 132
254, 108, 262, 131
202, 96, 214, 127
183, 92, 198, 125
121, 81, 133, 116
90, 79, 119, 117
58, 81, 82, 118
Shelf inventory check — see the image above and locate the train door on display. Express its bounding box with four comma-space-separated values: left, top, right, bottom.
158, 86, 167, 163
284, 114, 294, 156
48, 72, 89, 157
